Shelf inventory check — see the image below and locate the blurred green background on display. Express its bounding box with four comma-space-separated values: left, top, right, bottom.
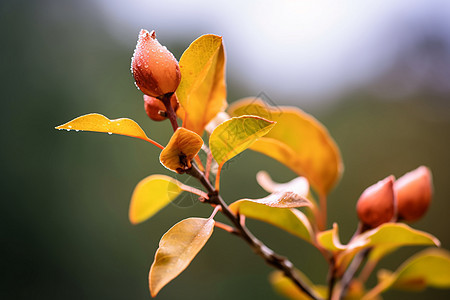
1, 0, 449, 299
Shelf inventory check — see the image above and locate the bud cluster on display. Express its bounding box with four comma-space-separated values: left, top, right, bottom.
356, 166, 432, 229
131, 29, 181, 122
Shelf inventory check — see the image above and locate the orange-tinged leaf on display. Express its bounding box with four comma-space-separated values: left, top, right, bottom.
209, 115, 275, 166
129, 175, 183, 224
159, 127, 203, 173
363, 249, 450, 299
176, 34, 227, 135
149, 217, 215, 297
55, 113, 163, 149
270, 270, 326, 300
228, 98, 343, 196
229, 200, 313, 242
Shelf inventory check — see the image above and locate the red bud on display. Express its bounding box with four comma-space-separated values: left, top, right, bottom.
395, 166, 432, 222
144, 94, 179, 122
356, 176, 396, 229
131, 29, 181, 98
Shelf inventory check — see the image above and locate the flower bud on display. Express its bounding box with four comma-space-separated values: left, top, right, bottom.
131, 29, 181, 98
356, 176, 396, 229
144, 94, 179, 122
394, 166, 432, 222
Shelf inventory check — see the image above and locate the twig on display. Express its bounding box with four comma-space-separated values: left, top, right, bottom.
186, 164, 323, 300
338, 248, 371, 299
327, 257, 337, 300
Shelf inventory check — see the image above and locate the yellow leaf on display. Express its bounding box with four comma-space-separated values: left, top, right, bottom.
367, 245, 400, 264
270, 271, 326, 300
149, 217, 215, 297
229, 201, 313, 242
317, 223, 346, 252
337, 223, 440, 275
354, 223, 440, 249
159, 127, 203, 173
55, 113, 163, 149
209, 115, 275, 167
364, 249, 450, 299
176, 34, 227, 135
228, 98, 343, 196
129, 175, 183, 224
233, 192, 311, 209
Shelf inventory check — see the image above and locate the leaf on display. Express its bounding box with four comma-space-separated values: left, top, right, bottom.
55, 113, 163, 149
367, 245, 400, 265
229, 201, 313, 242
316, 223, 347, 252
354, 223, 440, 249
256, 171, 309, 196
337, 223, 440, 273
363, 249, 450, 299
233, 192, 311, 209
176, 34, 227, 135
159, 127, 203, 173
149, 217, 215, 297
129, 175, 183, 224
228, 98, 343, 196
209, 115, 275, 167
270, 270, 326, 300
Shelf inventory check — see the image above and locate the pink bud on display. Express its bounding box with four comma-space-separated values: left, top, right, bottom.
356, 176, 396, 229
144, 94, 179, 122
395, 166, 432, 222
131, 30, 181, 98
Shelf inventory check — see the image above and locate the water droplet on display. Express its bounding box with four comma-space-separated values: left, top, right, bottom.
108, 132, 112, 135
66, 129, 70, 131
75, 130, 79, 132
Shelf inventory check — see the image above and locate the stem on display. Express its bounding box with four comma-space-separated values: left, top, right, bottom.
327, 257, 337, 300
338, 248, 370, 299
160, 93, 179, 132
318, 194, 327, 231
186, 164, 323, 300
214, 221, 239, 235
358, 257, 376, 284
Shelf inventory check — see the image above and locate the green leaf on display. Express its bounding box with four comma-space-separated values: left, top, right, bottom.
55, 113, 163, 149
176, 34, 227, 135
364, 249, 450, 299
209, 115, 275, 167
229, 201, 313, 242
129, 175, 183, 224
229, 98, 343, 196
149, 217, 215, 297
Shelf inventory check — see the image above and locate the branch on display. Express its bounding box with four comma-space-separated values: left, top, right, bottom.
186, 164, 323, 300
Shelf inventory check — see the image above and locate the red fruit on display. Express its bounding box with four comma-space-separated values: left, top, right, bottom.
144, 94, 179, 122
131, 29, 181, 98
395, 166, 432, 222
356, 176, 396, 229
